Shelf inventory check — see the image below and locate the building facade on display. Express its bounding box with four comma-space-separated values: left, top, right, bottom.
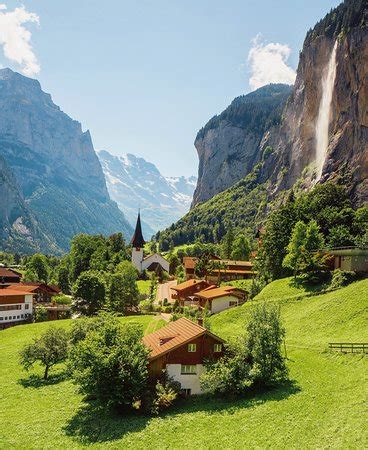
0, 290, 33, 329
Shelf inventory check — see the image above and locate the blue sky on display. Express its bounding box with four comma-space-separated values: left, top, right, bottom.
0, 0, 340, 177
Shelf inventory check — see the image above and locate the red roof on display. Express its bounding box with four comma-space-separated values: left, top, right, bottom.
0, 267, 22, 278
0, 289, 34, 296
194, 286, 245, 301
142, 317, 224, 360
171, 279, 208, 292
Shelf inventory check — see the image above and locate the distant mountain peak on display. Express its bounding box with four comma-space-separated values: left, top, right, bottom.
98, 150, 197, 236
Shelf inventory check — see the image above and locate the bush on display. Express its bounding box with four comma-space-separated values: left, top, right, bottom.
149, 377, 181, 415
68, 314, 150, 410
34, 306, 48, 322
163, 305, 172, 313
330, 269, 356, 290
53, 295, 72, 305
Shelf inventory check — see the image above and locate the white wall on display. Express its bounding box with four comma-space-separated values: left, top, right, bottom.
0, 294, 33, 325
166, 364, 204, 395
131, 248, 143, 272
211, 295, 238, 314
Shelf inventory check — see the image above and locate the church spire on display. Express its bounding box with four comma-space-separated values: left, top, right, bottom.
131, 211, 146, 248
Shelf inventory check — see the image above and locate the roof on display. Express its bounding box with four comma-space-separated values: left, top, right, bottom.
0, 267, 22, 278
183, 257, 196, 269
194, 286, 244, 301
0, 289, 34, 296
130, 212, 146, 248
142, 317, 224, 360
183, 257, 253, 270
171, 279, 208, 292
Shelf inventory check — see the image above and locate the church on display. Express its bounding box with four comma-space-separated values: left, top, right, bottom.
130, 212, 170, 274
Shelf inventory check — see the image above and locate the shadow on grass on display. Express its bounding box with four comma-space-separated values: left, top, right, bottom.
64, 380, 300, 444
289, 276, 330, 296
18, 371, 69, 388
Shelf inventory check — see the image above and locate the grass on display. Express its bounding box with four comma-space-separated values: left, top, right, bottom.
137, 280, 151, 296
1, 281, 367, 448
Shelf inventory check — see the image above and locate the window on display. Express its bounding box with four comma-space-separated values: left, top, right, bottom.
188, 343, 197, 352
25, 304, 29, 310
181, 388, 191, 396
229, 301, 238, 307
181, 365, 197, 375
0, 304, 22, 311
214, 343, 222, 353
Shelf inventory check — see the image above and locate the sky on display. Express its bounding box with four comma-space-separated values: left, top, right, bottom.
0, 0, 341, 177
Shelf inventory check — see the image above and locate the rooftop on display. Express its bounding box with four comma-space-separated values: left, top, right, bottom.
194, 286, 245, 300
142, 317, 223, 360
171, 279, 208, 292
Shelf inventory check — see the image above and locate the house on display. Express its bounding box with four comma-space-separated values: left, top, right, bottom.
0, 267, 22, 286
8, 283, 61, 303
3, 283, 67, 322
183, 256, 254, 282
326, 247, 368, 273
142, 317, 225, 395
171, 279, 211, 302
192, 285, 247, 314
131, 212, 169, 274
0, 289, 33, 329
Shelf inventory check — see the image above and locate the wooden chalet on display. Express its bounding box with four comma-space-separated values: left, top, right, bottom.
0, 289, 34, 329
9, 283, 61, 303
171, 279, 211, 301
183, 256, 254, 282
192, 285, 247, 314
0, 267, 22, 286
142, 317, 225, 395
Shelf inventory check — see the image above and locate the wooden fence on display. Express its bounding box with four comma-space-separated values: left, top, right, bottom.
328, 343, 368, 354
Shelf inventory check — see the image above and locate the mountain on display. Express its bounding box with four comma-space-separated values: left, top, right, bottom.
261, 0, 368, 205
192, 84, 292, 206
0, 69, 132, 253
98, 150, 196, 237
157, 0, 367, 248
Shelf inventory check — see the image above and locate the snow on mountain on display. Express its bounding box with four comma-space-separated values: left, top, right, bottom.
98, 150, 197, 238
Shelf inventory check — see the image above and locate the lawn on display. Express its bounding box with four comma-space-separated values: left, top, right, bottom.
1, 281, 367, 448
137, 280, 151, 296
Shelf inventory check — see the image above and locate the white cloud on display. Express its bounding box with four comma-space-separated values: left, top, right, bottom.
247, 35, 296, 91
0, 3, 40, 76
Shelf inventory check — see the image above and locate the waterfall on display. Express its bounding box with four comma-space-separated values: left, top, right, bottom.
315, 41, 338, 181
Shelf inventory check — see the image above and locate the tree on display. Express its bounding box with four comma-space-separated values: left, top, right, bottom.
26, 253, 49, 283
231, 234, 251, 261
167, 252, 180, 275
68, 315, 150, 410
72, 271, 106, 316
200, 303, 287, 395
221, 227, 234, 259
282, 221, 307, 278
69, 234, 106, 282
246, 303, 287, 385
327, 225, 354, 248
19, 327, 69, 379
57, 258, 70, 294
114, 261, 140, 310
194, 254, 215, 282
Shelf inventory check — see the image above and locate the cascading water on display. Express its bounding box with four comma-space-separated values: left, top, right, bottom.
315, 41, 338, 181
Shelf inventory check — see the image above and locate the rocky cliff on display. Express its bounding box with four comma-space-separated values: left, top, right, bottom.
191, 84, 292, 206
262, 0, 367, 205
0, 69, 132, 253
98, 150, 196, 236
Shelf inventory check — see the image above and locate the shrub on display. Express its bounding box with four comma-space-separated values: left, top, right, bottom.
149, 377, 181, 415
68, 314, 150, 410
34, 306, 48, 322
53, 295, 72, 305
163, 305, 172, 313
330, 269, 356, 290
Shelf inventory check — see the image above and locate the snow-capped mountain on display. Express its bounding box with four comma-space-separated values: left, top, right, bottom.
98, 150, 197, 238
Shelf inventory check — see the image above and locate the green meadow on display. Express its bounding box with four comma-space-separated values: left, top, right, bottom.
1, 280, 367, 449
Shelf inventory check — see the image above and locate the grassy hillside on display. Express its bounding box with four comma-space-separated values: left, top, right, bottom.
1, 281, 367, 448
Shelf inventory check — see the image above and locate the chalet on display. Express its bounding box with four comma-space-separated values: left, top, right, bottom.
326, 247, 368, 273
131, 212, 169, 274
0, 289, 33, 329
0, 267, 22, 287
171, 279, 210, 302
142, 317, 225, 395
183, 256, 254, 282
9, 283, 61, 303
192, 285, 246, 314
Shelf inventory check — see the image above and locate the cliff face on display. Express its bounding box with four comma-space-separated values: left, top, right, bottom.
0, 69, 132, 253
264, 10, 368, 205
98, 150, 196, 236
192, 84, 292, 206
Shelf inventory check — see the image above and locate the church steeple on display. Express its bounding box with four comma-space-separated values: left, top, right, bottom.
131, 211, 146, 248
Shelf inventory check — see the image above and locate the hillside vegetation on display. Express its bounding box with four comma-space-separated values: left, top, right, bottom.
1, 280, 367, 448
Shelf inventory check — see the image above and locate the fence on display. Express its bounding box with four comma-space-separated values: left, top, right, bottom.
328, 343, 368, 354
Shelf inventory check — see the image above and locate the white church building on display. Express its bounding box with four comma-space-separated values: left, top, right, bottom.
131, 213, 169, 274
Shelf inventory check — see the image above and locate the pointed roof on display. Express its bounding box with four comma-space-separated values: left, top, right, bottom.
130, 212, 146, 248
